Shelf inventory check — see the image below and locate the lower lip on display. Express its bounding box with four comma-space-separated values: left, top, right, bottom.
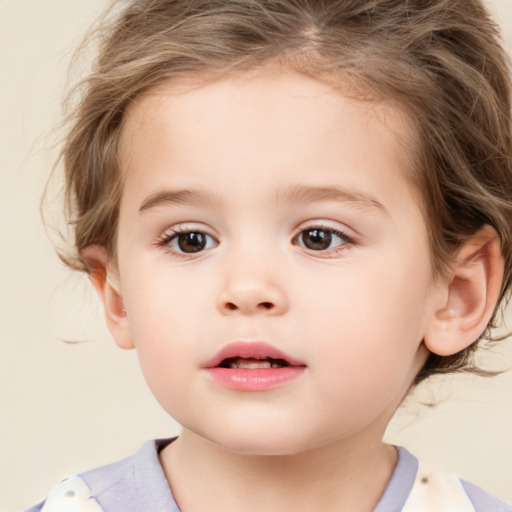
206, 366, 305, 391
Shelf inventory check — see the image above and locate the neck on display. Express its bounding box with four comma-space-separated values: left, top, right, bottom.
160, 429, 397, 512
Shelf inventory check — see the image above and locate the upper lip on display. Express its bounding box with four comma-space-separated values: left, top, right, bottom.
203, 341, 306, 368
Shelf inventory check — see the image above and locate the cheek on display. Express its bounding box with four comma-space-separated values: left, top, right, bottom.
121, 254, 211, 334
119, 267, 204, 384
298, 256, 431, 389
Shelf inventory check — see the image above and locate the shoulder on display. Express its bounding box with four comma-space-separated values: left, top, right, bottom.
403, 449, 511, 512
22, 476, 102, 512
459, 479, 512, 512
22, 439, 179, 512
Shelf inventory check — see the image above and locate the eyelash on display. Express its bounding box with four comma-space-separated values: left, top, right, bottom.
156, 224, 355, 257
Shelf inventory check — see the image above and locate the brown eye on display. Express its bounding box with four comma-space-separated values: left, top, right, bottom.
169, 231, 216, 253
296, 228, 347, 251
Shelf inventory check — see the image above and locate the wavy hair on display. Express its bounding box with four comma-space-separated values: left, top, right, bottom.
57, 0, 512, 382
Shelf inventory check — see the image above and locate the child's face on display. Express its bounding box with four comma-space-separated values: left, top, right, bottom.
113, 69, 442, 455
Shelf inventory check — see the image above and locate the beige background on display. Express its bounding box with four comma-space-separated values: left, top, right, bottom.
1, 1, 511, 510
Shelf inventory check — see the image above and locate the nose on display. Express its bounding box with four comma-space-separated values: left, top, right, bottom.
216, 258, 289, 316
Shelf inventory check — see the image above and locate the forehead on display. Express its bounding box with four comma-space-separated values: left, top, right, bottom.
118, 68, 420, 218
120, 68, 415, 168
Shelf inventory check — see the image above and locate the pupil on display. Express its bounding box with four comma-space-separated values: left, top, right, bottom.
304, 229, 332, 250
178, 232, 206, 253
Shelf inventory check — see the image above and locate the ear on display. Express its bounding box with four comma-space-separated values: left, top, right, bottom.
423, 226, 504, 356
81, 245, 135, 350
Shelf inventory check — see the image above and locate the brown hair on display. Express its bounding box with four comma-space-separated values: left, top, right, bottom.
58, 0, 512, 382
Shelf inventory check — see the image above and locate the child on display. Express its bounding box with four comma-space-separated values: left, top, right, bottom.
27, 0, 512, 510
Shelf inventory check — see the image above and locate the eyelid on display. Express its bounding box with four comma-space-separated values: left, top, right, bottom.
293, 220, 356, 240
159, 221, 218, 239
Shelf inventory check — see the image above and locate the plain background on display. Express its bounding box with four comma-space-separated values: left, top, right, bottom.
1, 1, 512, 510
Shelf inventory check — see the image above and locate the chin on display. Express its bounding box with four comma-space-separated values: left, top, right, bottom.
197, 424, 321, 457
173, 403, 333, 457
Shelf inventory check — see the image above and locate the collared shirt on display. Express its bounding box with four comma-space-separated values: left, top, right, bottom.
25, 439, 511, 512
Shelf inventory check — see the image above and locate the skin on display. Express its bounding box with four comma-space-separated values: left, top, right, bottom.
89, 68, 504, 512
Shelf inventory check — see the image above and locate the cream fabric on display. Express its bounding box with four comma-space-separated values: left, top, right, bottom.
402, 461, 475, 512
40, 476, 102, 512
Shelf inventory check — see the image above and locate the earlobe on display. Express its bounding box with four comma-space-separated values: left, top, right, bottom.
423, 226, 504, 356
80, 245, 135, 350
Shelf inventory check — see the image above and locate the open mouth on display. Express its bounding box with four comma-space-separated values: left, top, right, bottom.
204, 341, 304, 369
204, 342, 305, 390
218, 357, 291, 369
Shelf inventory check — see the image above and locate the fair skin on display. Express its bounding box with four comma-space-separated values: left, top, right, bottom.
85, 68, 503, 512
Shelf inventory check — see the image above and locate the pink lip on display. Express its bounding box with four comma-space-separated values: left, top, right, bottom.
204, 341, 305, 368
203, 341, 306, 392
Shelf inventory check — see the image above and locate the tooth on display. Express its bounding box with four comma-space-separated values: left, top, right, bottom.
229, 360, 273, 369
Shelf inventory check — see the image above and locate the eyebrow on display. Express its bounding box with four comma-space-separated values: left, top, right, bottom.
138, 188, 219, 213
138, 184, 388, 215
281, 184, 389, 215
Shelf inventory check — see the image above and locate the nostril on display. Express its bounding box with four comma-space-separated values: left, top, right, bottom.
226, 302, 238, 311
259, 302, 274, 310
